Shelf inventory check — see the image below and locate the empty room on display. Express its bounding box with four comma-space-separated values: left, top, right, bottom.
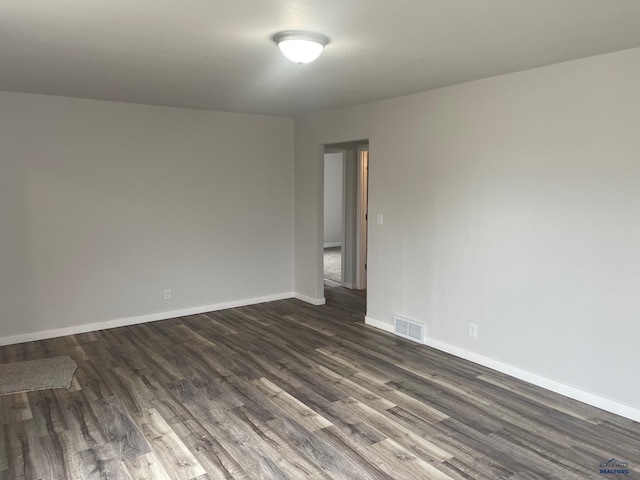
1, 1, 639, 478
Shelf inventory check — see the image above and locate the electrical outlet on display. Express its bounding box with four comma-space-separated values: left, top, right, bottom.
469, 323, 477, 338
164, 289, 172, 301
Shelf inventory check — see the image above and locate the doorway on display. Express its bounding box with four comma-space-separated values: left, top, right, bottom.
323, 151, 344, 287
356, 144, 368, 290
322, 141, 369, 294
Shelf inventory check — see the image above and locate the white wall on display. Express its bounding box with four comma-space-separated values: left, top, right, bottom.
294, 48, 640, 415
0, 92, 294, 340
323, 153, 343, 247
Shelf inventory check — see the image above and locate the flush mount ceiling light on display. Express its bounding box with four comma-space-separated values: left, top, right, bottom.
273, 30, 329, 64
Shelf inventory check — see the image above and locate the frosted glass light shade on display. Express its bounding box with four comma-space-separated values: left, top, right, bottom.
273, 31, 329, 64
278, 39, 324, 63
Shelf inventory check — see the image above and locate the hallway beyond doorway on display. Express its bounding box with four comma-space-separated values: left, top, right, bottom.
323, 246, 341, 285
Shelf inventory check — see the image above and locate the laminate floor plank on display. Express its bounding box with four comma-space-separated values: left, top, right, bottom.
170, 344, 238, 393
384, 405, 487, 462
0, 343, 27, 364
198, 313, 241, 336
490, 426, 596, 478
251, 378, 333, 432
53, 389, 107, 451
194, 406, 297, 480
348, 370, 449, 424
439, 417, 590, 480
267, 417, 385, 480
248, 352, 345, 406
131, 408, 206, 480
0, 427, 6, 473
27, 389, 69, 437
53, 430, 89, 480
170, 418, 252, 480
74, 359, 115, 402
6, 419, 71, 480
477, 373, 600, 424
366, 437, 455, 480
173, 324, 221, 347
39, 432, 75, 480
0, 393, 32, 425
315, 347, 394, 384
310, 365, 396, 411
282, 313, 338, 338
129, 372, 196, 426
79, 443, 132, 480
312, 426, 395, 480
124, 338, 190, 385
250, 368, 386, 450
386, 378, 506, 435
227, 406, 331, 480
479, 386, 639, 460
438, 454, 512, 480
123, 451, 172, 480
0, 286, 638, 479
338, 397, 454, 464
88, 396, 151, 462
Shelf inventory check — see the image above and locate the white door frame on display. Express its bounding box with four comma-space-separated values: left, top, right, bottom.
356, 144, 369, 290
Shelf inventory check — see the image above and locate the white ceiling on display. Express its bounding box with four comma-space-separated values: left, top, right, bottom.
2, 0, 640, 117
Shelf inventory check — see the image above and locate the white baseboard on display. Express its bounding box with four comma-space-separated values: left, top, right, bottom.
365, 317, 640, 423
324, 242, 342, 248
293, 293, 326, 306
0, 292, 295, 347
342, 282, 357, 289
365, 316, 393, 333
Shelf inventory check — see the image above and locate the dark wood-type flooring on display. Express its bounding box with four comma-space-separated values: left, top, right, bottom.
1, 287, 639, 479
